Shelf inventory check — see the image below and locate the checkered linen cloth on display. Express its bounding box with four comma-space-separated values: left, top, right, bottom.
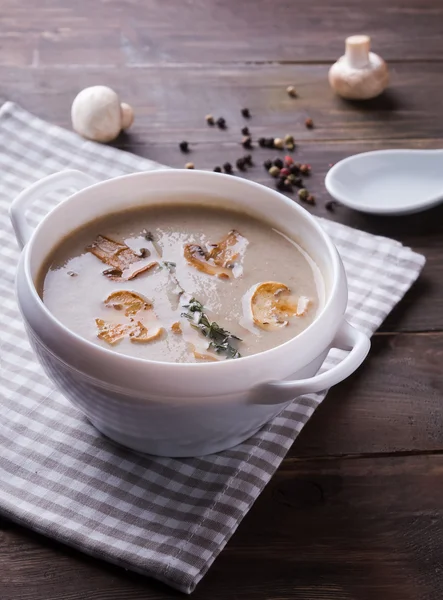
0, 102, 425, 593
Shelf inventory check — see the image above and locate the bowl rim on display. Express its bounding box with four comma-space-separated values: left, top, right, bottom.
23, 168, 345, 372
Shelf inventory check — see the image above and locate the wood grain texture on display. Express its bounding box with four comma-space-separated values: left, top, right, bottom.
1, 0, 443, 598
2, 63, 443, 142
0, 0, 443, 66
3, 453, 443, 600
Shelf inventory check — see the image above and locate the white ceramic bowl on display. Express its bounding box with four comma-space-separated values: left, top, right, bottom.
10, 169, 370, 457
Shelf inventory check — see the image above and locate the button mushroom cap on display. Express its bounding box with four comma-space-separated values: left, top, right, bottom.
328, 35, 389, 100
71, 85, 134, 142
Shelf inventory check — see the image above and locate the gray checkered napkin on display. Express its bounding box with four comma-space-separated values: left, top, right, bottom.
0, 102, 425, 593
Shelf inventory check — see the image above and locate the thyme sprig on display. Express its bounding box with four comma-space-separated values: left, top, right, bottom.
181, 298, 242, 359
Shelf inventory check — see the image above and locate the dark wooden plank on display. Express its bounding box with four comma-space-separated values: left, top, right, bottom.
2, 453, 443, 599
1, 0, 443, 65
294, 332, 443, 457
2, 63, 443, 142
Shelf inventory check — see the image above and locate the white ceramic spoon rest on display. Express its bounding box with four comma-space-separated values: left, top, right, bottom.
325, 149, 443, 215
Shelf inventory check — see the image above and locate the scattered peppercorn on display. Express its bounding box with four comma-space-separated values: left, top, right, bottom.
298, 188, 309, 201
325, 200, 338, 212
223, 162, 233, 174
284, 178, 293, 189
244, 154, 253, 166
284, 155, 294, 166
286, 86, 297, 97
300, 164, 311, 175
258, 137, 266, 147
185, 162, 194, 169
292, 176, 303, 187
276, 177, 289, 191
236, 157, 247, 171
306, 194, 316, 205
263, 159, 273, 170
274, 138, 284, 149
205, 114, 215, 125
280, 167, 290, 177
284, 134, 294, 146
241, 126, 250, 136
179, 140, 189, 153
305, 118, 314, 129
273, 158, 284, 169
241, 108, 251, 118
269, 165, 281, 177
265, 138, 275, 148
213, 166, 222, 173
242, 135, 253, 149
216, 117, 226, 129
289, 164, 300, 175
286, 143, 295, 151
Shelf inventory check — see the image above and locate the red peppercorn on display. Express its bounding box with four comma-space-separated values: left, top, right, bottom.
300, 164, 311, 175
280, 167, 290, 177
284, 155, 294, 166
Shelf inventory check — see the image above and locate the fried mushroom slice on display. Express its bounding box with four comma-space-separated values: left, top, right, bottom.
207, 230, 246, 268
87, 235, 158, 281
251, 282, 300, 331
95, 319, 132, 345
184, 244, 233, 279
171, 321, 182, 334
129, 322, 164, 344
188, 343, 220, 362
184, 230, 248, 279
104, 290, 153, 317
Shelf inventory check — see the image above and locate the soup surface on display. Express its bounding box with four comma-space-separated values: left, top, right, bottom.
38, 202, 323, 363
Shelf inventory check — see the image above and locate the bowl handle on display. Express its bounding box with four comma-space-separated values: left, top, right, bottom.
259, 321, 370, 405
9, 169, 97, 249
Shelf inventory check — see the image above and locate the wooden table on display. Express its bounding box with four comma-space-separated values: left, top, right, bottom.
1, 1, 443, 598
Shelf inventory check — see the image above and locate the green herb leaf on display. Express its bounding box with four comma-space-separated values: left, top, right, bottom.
181, 298, 242, 359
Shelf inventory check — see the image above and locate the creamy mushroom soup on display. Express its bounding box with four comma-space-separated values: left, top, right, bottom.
38, 202, 323, 363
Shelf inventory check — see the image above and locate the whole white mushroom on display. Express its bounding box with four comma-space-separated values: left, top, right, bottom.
328, 35, 389, 100
71, 85, 134, 142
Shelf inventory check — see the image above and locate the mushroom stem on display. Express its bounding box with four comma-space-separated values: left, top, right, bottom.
345, 35, 371, 68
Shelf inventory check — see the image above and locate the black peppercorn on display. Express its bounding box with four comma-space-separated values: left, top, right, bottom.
242, 136, 253, 149
213, 166, 222, 173
325, 200, 338, 212
265, 138, 275, 148
273, 158, 284, 169
276, 177, 291, 192
241, 126, 250, 136
306, 193, 316, 205
223, 162, 233, 174
263, 159, 272, 170
292, 176, 303, 187
179, 141, 189, 153
258, 137, 266, 147
289, 164, 300, 175
205, 114, 215, 125
216, 117, 226, 129
243, 154, 253, 166
236, 158, 247, 171
241, 108, 251, 118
